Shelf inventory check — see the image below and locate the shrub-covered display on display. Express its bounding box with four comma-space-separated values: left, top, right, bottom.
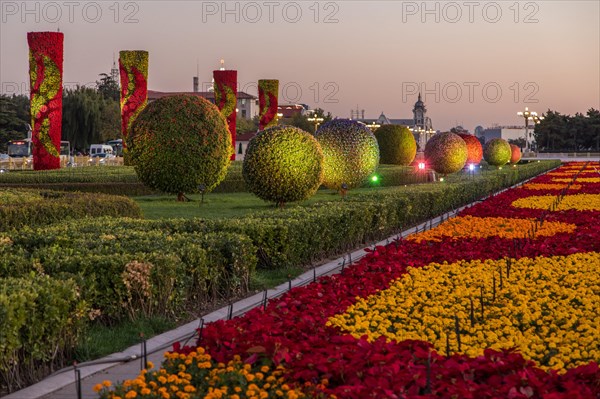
214, 70, 237, 160
375, 125, 416, 165
457, 133, 483, 165
243, 125, 323, 205
315, 119, 379, 190
510, 144, 522, 163
127, 94, 232, 197
483, 138, 512, 166
258, 79, 279, 130
424, 132, 468, 174
119, 50, 148, 150
28, 31, 64, 170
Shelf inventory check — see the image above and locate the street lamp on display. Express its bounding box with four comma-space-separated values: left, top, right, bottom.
517, 107, 538, 152
367, 122, 380, 131
308, 114, 324, 132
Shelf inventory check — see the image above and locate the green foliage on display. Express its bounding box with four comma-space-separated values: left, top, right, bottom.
61, 86, 120, 152
96, 72, 120, 102
375, 125, 417, 165
0, 273, 87, 393
4, 222, 256, 322
483, 138, 512, 166
0, 188, 141, 231
128, 95, 232, 194
315, 119, 380, 190
243, 125, 324, 205
424, 132, 468, 174
534, 108, 600, 152
0, 95, 29, 153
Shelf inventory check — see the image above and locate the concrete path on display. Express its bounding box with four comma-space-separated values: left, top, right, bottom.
3, 168, 562, 399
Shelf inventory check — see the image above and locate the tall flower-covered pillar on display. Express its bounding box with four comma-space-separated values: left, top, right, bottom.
258, 79, 279, 131
119, 50, 148, 160
213, 70, 237, 160
27, 31, 64, 170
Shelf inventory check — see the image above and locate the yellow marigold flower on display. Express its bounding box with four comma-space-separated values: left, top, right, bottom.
158, 376, 167, 384
512, 193, 600, 211
93, 383, 103, 393
260, 365, 270, 373
141, 388, 151, 395
103, 380, 112, 387
125, 391, 137, 399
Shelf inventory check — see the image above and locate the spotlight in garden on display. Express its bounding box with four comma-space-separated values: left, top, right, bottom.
371, 175, 379, 183
0, 169, 5, 174
198, 183, 206, 204
340, 182, 348, 199
439, 177, 445, 182
418, 162, 426, 170
469, 163, 475, 171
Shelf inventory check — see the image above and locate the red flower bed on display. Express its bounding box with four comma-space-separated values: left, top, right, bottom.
173, 162, 600, 398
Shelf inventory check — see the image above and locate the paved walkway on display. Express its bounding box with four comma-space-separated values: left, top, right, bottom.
3, 168, 564, 399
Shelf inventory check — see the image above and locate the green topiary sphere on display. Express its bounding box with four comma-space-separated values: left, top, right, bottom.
243, 125, 324, 205
375, 125, 417, 165
424, 132, 468, 174
315, 119, 380, 190
510, 144, 522, 164
483, 138, 512, 166
127, 94, 232, 195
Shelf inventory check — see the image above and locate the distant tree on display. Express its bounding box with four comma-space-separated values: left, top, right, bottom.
62, 86, 120, 152
237, 115, 259, 134
96, 72, 120, 101
533, 109, 600, 152
0, 95, 29, 152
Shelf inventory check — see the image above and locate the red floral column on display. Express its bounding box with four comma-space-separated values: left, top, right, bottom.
119, 50, 148, 152
27, 31, 63, 170
213, 70, 237, 160
258, 79, 279, 131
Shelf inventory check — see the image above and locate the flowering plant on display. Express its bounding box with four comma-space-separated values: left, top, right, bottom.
119, 50, 148, 149
258, 80, 279, 130
27, 31, 63, 170
214, 70, 237, 160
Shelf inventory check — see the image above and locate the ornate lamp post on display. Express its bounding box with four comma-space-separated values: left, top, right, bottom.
308, 114, 324, 132
517, 107, 538, 152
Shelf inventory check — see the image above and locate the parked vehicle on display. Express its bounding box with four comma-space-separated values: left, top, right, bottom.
89, 144, 114, 156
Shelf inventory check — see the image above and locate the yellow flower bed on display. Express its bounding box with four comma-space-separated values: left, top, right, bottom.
95, 348, 312, 399
406, 215, 575, 243
553, 177, 600, 183
327, 252, 600, 371
522, 183, 581, 191
512, 194, 600, 211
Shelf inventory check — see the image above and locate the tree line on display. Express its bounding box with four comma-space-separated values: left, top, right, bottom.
534, 109, 600, 152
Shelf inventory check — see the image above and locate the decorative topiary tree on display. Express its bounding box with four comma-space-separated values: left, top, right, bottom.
214, 70, 237, 160
243, 125, 323, 206
127, 95, 231, 200
510, 144, 522, 164
374, 125, 416, 165
457, 133, 483, 165
483, 138, 512, 166
258, 80, 279, 131
28, 31, 64, 170
119, 50, 148, 156
424, 132, 468, 175
315, 119, 380, 191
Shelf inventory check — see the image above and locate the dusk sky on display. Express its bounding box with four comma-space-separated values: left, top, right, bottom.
1, 0, 599, 131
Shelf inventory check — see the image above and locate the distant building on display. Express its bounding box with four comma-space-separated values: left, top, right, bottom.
353, 93, 435, 148
479, 126, 527, 144
235, 131, 257, 160
147, 90, 258, 120
278, 104, 307, 118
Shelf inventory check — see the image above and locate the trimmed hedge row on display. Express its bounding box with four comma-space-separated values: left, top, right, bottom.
0, 189, 142, 231
0, 274, 87, 393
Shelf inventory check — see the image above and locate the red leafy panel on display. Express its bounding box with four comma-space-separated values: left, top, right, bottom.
213, 70, 237, 160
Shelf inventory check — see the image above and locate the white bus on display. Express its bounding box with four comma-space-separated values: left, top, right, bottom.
8, 138, 71, 162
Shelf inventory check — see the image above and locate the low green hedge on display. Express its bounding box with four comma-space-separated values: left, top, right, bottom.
0, 189, 142, 231
4, 228, 257, 322
0, 273, 87, 393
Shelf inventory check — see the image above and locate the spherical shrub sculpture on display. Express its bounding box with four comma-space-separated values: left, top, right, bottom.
457, 133, 483, 165
128, 94, 232, 197
424, 132, 468, 174
375, 125, 416, 165
315, 119, 379, 190
243, 125, 324, 206
483, 138, 512, 166
510, 144, 522, 164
